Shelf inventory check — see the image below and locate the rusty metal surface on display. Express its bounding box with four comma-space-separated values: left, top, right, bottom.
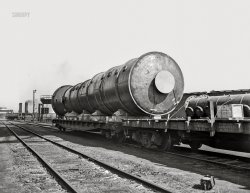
69, 83, 82, 114
78, 80, 94, 113
100, 66, 124, 114
116, 58, 144, 115
129, 52, 184, 115
87, 73, 104, 111
87, 72, 113, 115
51, 85, 72, 116
63, 87, 73, 113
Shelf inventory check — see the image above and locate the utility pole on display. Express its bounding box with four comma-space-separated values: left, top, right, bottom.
33, 89, 36, 122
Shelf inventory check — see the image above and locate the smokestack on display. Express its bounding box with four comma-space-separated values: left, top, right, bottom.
18, 103, 22, 114
25, 102, 28, 113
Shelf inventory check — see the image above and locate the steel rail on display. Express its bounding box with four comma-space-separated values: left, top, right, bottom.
2, 122, 80, 193
9, 122, 172, 193
123, 143, 250, 171
171, 146, 250, 163
165, 150, 250, 171
13, 121, 56, 130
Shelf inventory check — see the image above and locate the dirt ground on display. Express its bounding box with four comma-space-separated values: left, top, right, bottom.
25, 124, 250, 193
0, 125, 158, 193
0, 125, 66, 193
1, 123, 250, 193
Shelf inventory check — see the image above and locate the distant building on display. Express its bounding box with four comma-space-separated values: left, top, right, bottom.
0, 107, 13, 120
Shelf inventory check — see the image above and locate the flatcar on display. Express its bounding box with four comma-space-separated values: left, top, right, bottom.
52, 51, 185, 149
52, 51, 250, 153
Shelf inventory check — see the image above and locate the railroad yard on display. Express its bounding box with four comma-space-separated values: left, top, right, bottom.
1, 1, 250, 192
0, 121, 249, 193
1, 50, 250, 193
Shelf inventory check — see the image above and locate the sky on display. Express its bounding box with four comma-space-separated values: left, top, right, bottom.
0, 0, 250, 112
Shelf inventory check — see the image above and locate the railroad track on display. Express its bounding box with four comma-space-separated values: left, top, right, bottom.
2, 121, 78, 193
14, 121, 56, 130
15, 121, 250, 171
120, 141, 250, 172
119, 142, 250, 173
171, 146, 250, 167
3, 121, 171, 193
166, 147, 250, 171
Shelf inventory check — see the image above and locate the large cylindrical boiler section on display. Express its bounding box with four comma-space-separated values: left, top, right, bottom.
52, 51, 184, 116
69, 83, 82, 114
87, 73, 112, 114
51, 85, 72, 116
